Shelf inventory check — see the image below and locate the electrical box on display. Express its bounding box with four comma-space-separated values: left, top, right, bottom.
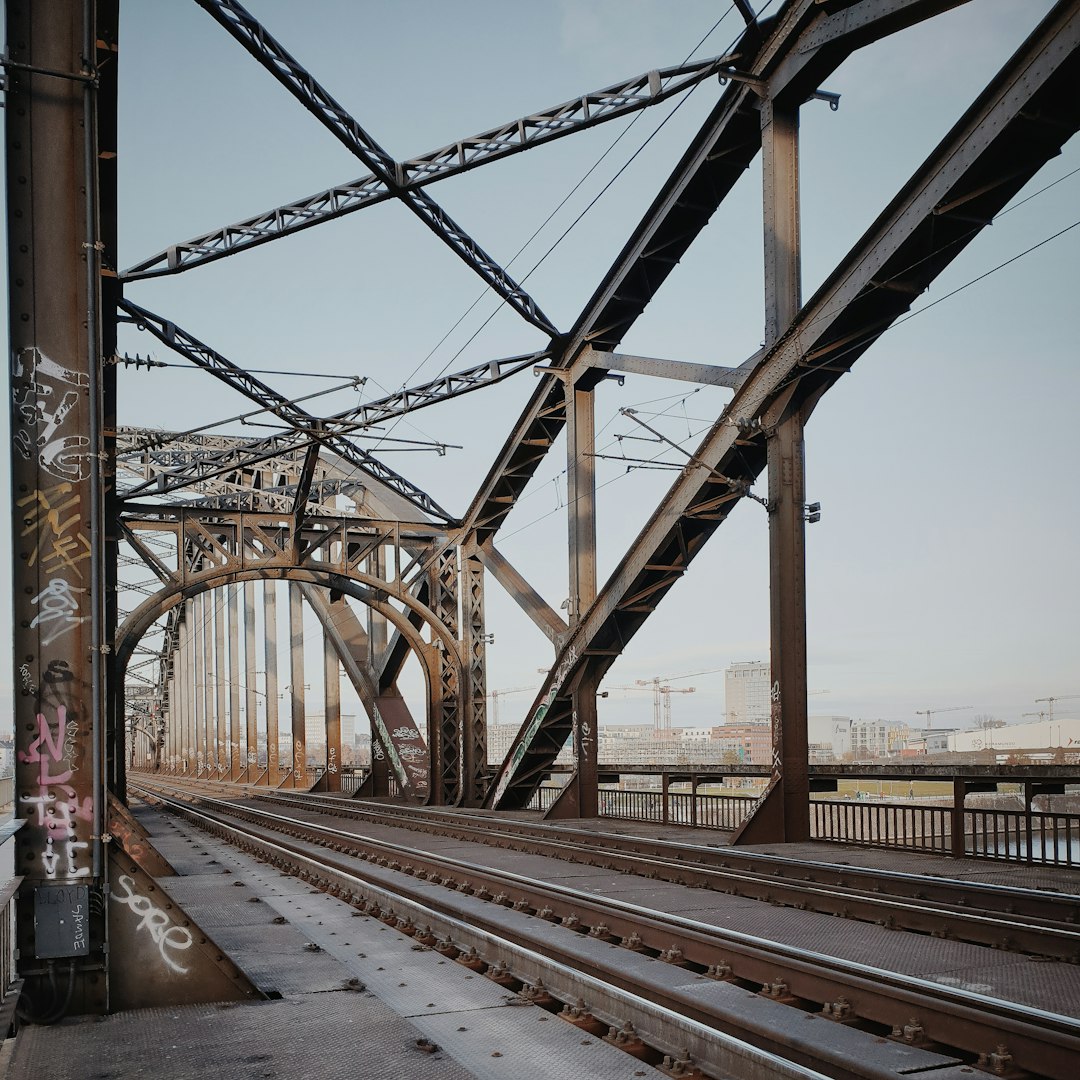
34, 885, 91, 959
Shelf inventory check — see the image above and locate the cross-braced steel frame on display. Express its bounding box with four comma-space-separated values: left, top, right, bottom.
7, 0, 1080, 1011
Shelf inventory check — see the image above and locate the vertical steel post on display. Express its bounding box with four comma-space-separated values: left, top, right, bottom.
566, 382, 598, 816
566, 384, 597, 626
227, 585, 241, 779
462, 546, 488, 807
263, 581, 280, 783
201, 591, 213, 777
214, 589, 227, 775
323, 630, 342, 791
180, 608, 192, 773
243, 581, 258, 780
735, 98, 811, 844
369, 546, 388, 662
193, 591, 205, 777
288, 583, 308, 788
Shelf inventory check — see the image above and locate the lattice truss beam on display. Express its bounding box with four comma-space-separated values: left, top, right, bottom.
486, 0, 1080, 808
111, 0, 1080, 810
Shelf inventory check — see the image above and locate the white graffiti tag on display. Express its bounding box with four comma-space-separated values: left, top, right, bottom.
12, 347, 92, 480
110, 875, 193, 974
390, 726, 420, 740
30, 578, 89, 646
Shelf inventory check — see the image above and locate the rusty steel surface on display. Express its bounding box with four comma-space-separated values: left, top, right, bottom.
5, 0, 115, 1016
134, 781, 1080, 1079
9, 0, 1080, 1023
237, 788, 1080, 961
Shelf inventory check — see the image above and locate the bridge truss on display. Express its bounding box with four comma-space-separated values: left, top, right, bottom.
6, 0, 1079, 1010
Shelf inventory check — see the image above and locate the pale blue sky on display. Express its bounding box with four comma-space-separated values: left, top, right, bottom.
3, 1, 1078, 735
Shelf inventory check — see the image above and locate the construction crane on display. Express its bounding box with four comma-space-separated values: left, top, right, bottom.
1035, 694, 1080, 722
603, 682, 696, 732
1022, 711, 1047, 722
486, 686, 537, 725
915, 704, 972, 729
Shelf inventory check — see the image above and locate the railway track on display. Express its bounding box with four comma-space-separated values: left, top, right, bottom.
132, 777, 1080, 1080
144, 777, 1080, 962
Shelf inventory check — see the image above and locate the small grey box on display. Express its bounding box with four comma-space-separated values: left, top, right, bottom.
34, 885, 91, 958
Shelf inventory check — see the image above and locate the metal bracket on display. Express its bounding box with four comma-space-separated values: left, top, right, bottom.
0, 56, 99, 87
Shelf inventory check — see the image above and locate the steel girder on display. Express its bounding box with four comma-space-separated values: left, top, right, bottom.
187, 0, 554, 335
488, 0, 1080, 809
117, 299, 453, 522
121, 53, 732, 284
460, 0, 969, 550
115, 349, 548, 507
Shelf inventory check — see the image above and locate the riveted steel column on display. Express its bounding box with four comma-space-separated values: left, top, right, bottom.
200, 592, 213, 774
323, 630, 342, 791
430, 550, 462, 806
566, 382, 598, 816
243, 580, 258, 780
288, 583, 308, 788
180, 607, 192, 773
462, 545, 487, 806
193, 591, 205, 777
369, 546, 388, 662
566, 384, 597, 627
227, 585, 241, 779
213, 589, 226, 776
263, 581, 280, 783
572, 667, 600, 817
750, 98, 810, 843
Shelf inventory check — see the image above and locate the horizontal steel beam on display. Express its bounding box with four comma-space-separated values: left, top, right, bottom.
460, 0, 971, 550
121, 55, 733, 283
188, 0, 554, 334
118, 300, 453, 522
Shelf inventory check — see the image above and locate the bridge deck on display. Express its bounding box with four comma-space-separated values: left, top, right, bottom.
6, 801, 1078, 1079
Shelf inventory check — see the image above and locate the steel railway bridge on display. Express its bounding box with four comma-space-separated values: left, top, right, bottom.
4, 0, 1079, 1036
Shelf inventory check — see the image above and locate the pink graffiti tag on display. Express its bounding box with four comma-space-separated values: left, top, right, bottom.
18, 706, 92, 855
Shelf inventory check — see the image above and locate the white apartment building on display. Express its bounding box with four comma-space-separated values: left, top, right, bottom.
725, 661, 771, 725
849, 718, 908, 758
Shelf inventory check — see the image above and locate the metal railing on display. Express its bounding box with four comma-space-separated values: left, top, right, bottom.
967, 807, 1079, 866
0, 820, 24, 1035
812, 799, 1080, 867
811, 800, 952, 855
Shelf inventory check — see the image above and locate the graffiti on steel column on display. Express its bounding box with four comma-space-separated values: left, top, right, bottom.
293, 740, 306, 782
493, 644, 577, 805
770, 679, 783, 779
18, 704, 92, 880
110, 876, 193, 974
12, 347, 92, 481
327, 746, 338, 775
18, 485, 92, 578
29, 579, 90, 646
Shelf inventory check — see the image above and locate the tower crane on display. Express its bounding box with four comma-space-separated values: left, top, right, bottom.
486, 686, 537, 725
1035, 694, 1080, 722
605, 683, 696, 732
915, 704, 972, 730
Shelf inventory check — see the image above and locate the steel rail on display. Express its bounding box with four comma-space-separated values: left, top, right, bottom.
134, 780, 1080, 1079
137, 783, 843, 1080
246, 789, 1080, 960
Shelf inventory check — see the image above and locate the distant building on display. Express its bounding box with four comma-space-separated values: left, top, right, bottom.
710, 724, 771, 765
725, 661, 770, 725
303, 711, 357, 761
850, 718, 908, 758
808, 715, 851, 761
945, 717, 1080, 754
